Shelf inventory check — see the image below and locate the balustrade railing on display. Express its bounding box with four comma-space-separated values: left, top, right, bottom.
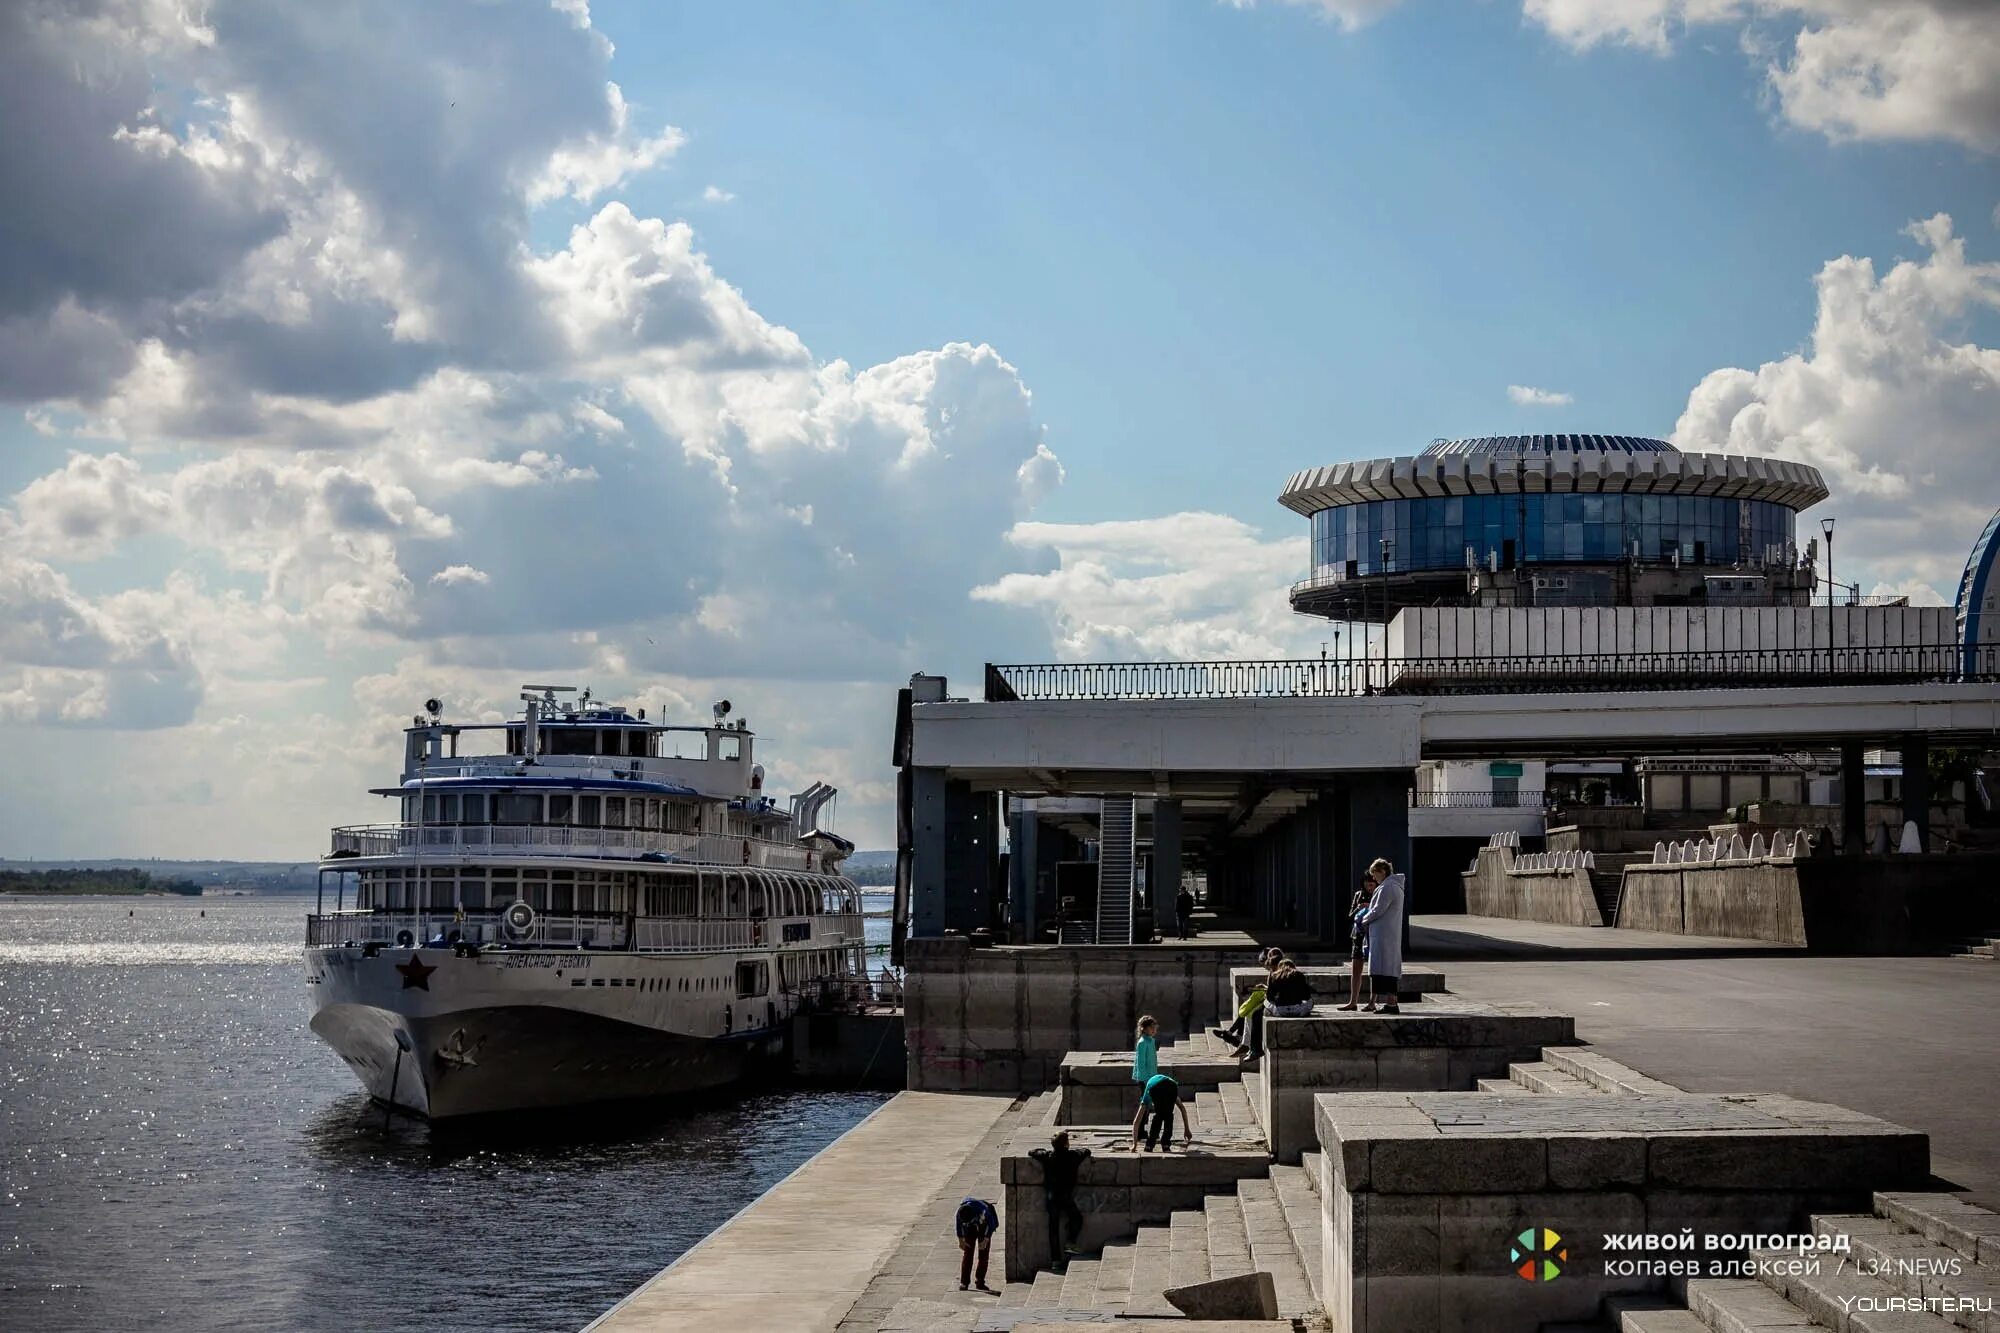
1409, 790, 1547, 809
986, 640, 1982, 702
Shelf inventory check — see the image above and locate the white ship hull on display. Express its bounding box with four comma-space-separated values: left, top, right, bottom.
306, 945, 796, 1118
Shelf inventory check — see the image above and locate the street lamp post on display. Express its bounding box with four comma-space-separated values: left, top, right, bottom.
1821, 516, 1836, 676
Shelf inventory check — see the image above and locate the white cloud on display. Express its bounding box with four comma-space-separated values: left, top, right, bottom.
1507, 384, 1575, 406
701, 184, 736, 204
1522, 1, 2000, 151
1672, 212, 2000, 602
530, 83, 686, 206
430, 564, 491, 587
1222, 0, 1408, 33
973, 514, 1317, 661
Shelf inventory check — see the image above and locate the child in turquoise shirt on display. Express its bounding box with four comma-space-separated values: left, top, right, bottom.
1132, 1015, 1159, 1084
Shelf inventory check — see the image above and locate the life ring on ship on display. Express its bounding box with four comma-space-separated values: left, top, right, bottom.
502, 900, 538, 941
394, 929, 416, 949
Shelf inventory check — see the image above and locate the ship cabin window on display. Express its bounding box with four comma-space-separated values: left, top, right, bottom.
735, 960, 768, 999
722, 872, 746, 917
548, 794, 572, 824
546, 727, 594, 757
578, 795, 600, 826
747, 878, 767, 919
462, 793, 487, 823
604, 797, 626, 828
497, 794, 541, 824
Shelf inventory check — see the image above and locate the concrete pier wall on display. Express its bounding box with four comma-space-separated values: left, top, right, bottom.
1616, 852, 2000, 951
903, 937, 1239, 1091
1460, 846, 1605, 927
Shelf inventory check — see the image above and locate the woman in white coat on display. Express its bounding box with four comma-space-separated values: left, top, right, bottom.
1355, 857, 1405, 1014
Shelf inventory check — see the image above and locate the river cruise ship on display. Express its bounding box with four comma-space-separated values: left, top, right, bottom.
304, 686, 866, 1118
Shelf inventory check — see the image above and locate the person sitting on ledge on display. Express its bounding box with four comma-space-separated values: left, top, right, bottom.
1265, 959, 1314, 1017
954, 1195, 1000, 1293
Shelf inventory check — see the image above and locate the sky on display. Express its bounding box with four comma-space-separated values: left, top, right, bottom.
1, 0, 1996, 859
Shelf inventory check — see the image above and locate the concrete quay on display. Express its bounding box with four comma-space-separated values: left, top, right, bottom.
586, 1091, 1012, 1332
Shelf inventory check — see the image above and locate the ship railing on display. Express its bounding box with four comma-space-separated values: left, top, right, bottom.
305, 909, 629, 949
326, 823, 816, 871
306, 910, 870, 954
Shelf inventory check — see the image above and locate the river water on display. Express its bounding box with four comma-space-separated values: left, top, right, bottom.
0, 894, 892, 1332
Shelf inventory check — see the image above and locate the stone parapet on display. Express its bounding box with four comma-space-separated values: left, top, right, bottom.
1228, 965, 1446, 1002
1057, 1048, 1240, 1124
1313, 1091, 1929, 1333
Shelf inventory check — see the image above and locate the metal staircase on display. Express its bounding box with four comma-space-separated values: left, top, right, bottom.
1096, 796, 1136, 945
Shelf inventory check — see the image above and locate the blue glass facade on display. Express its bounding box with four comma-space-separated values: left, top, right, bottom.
1310, 494, 1795, 576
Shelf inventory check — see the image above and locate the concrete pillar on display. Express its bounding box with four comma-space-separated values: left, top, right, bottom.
910, 766, 949, 937
1900, 734, 1931, 853
1840, 742, 1867, 854
1008, 804, 1038, 941
1150, 799, 1183, 938
943, 781, 997, 934
1347, 775, 1413, 955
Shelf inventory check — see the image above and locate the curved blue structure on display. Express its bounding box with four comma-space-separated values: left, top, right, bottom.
1958, 507, 2000, 677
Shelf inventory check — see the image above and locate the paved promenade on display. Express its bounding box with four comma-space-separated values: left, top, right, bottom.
587, 1091, 1014, 1333
1420, 914, 2000, 1208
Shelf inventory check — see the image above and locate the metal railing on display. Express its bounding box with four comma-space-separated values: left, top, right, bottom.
326, 823, 816, 871
306, 909, 868, 954
985, 641, 1983, 702
1410, 790, 1547, 809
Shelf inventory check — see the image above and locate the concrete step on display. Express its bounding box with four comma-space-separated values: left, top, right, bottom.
1508, 1061, 1601, 1095
1219, 1080, 1255, 1126
1300, 1149, 1325, 1196
1684, 1277, 1822, 1330
1026, 1268, 1066, 1307
1193, 1090, 1227, 1128
1811, 1214, 2000, 1329
1540, 1046, 1684, 1096
1242, 1070, 1267, 1139
1267, 1163, 1326, 1311
1607, 1292, 1707, 1332
1168, 1208, 1212, 1293
1056, 1255, 1100, 1309
1875, 1192, 2000, 1267
1092, 1241, 1134, 1311
1235, 1175, 1318, 1317
1203, 1193, 1255, 1280
1124, 1226, 1175, 1317
1748, 1244, 1962, 1332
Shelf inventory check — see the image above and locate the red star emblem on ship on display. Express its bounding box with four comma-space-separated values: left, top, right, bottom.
395, 952, 437, 990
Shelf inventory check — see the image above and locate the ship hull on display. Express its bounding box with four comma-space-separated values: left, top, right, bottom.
306, 947, 789, 1118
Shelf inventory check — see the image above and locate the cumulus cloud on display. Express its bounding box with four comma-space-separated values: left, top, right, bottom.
1672, 212, 2000, 601
429, 564, 491, 587
702, 185, 736, 204
1508, 384, 1575, 406
973, 514, 1317, 661
1523, 1, 2000, 151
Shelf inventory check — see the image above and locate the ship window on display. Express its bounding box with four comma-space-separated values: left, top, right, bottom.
497, 794, 540, 824
604, 797, 626, 827
462, 794, 487, 823
578, 795, 599, 826
723, 873, 747, 917
548, 794, 572, 824
644, 799, 660, 829
736, 961, 768, 998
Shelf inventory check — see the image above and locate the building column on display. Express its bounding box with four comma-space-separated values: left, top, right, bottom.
1840, 742, 1867, 854
910, 766, 949, 937
1900, 734, 1931, 853
1007, 802, 1038, 942
943, 780, 997, 934
1150, 799, 1183, 939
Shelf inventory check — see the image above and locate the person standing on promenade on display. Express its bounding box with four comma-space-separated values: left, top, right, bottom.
1356, 857, 1405, 1014
1175, 884, 1196, 939
1335, 874, 1375, 1012
1132, 1072, 1192, 1152
954, 1196, 1000, 1292
1028, 1130, 1092, 1272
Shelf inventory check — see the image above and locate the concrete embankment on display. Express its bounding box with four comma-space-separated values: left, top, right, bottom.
586, 1091, 1011, 1333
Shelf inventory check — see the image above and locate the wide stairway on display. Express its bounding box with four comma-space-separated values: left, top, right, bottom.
1466, 1048, 2000, 1333
1587, 852, 1651, 926
996, 1064, 1327, 1325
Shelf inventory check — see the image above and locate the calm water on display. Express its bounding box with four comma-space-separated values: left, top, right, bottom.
0, 895, 892, 1332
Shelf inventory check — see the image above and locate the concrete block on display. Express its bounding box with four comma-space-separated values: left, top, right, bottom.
1547, 1134, 1649, 1190
1164, 1270, 1279, 1320
1645, 1130, 1928, 1192
1369, 1132, 1547, 1195
1374, 1047, 1453, 1090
